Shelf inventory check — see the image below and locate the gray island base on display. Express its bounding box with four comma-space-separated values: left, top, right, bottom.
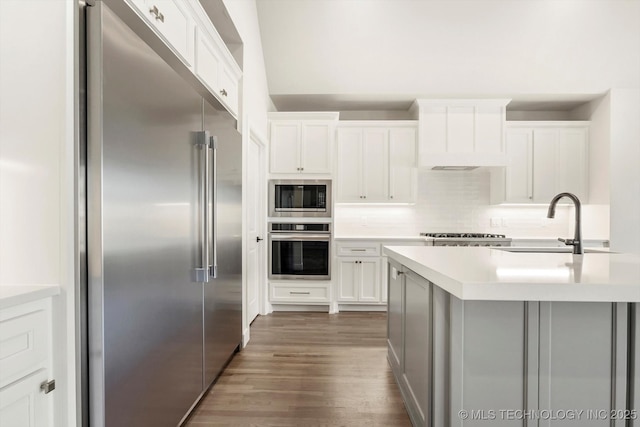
385, 246, 640, 427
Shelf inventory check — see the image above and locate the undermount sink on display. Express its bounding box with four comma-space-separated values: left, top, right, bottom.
495, 247, 613, 254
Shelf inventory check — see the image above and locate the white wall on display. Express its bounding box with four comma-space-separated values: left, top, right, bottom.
0, 0, 76, 426
257, 0, 640, 97
609, 89, 640, 253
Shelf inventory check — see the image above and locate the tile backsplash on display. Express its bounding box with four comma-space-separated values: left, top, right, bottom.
335, 170, 609, 239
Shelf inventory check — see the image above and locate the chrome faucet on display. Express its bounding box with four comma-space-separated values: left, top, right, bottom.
547, 192, 583, 255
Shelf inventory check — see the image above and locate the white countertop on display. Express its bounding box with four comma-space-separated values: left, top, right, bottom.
334, 235, 427, 241
0, 285, 60, 309
383, 246, 640, 302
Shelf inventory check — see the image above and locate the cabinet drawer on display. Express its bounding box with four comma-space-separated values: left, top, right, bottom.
336, 241, 380, 257
270, 283, 330, 303
0, 299, 51, 388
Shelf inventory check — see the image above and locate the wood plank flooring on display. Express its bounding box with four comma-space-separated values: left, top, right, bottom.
185, 312, 412, 427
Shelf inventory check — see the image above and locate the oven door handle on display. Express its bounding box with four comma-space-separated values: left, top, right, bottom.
269, 234, 331, 241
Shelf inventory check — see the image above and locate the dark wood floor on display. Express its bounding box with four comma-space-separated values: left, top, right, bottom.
185, 312, 412, 427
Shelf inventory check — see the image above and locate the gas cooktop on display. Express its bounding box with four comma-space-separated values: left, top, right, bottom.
420, 233, 507, 238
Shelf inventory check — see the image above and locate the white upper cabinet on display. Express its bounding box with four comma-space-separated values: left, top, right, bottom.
336, 122, 417, 203
412, 99, 510, 167
491, 122, 589, 204
128, 0, 195, 66
268, 112, 339, 175
194, 27, 240, 115
125, 0, 242, 117
389, 127, 418, 202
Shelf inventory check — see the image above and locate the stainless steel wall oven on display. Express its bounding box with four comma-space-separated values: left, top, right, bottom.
269, 179, 331, 217
269, 223, 331, 280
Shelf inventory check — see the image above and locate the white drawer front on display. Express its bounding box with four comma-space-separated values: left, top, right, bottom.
336, 241, 380, 257
0, 300, 50, 388
270, 283, 330, 303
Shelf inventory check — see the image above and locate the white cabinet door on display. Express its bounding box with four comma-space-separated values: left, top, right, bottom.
499, 123, 589, 204
301, 123, 332, 173
269, 118, 336, 175
359, 258, 381, 302
218, 64, 239, 113
505, 129, 532, 203
337, 259, 358, 302
336, 128, 363, 201
195, 29, 221, 95
389, 127, 417, 202
0, 369, 51, 427
532, 129, 558, 202
336, 122, 417, 203
556, 127, 588, 201
270, 122, 300, 173
336, 258, 381, 303
133, 0, 195, 66
362, 129, 388, 202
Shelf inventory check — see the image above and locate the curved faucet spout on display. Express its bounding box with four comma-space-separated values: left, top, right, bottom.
547, 192, 583, 255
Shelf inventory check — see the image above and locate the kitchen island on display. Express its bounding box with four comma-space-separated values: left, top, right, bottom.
383, 246, 640, 427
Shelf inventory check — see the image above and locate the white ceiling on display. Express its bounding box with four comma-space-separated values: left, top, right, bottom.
255, 0, 640, 112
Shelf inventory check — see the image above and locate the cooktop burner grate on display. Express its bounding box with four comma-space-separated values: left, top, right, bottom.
420, 232, 507, 238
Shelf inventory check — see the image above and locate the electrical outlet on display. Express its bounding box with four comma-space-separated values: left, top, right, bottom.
490, 218, 501, 227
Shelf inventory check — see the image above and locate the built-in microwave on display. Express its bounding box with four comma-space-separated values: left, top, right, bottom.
268, 179, 331, 217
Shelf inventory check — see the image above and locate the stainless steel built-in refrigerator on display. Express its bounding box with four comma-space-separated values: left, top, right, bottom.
81, 1, 242, 425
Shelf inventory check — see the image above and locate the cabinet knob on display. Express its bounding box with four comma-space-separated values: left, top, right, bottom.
40, 379, 56, 394
390, 195, 394, 199
149, 5, 164, 22
220, 89, 228, 97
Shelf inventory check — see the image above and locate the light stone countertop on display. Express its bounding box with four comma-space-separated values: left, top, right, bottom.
383, 246, 640, 302
0, 285, 60, 309
334, 235, 427, 241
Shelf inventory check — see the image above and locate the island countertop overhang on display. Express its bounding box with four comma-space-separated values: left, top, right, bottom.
383, 246, 640, 302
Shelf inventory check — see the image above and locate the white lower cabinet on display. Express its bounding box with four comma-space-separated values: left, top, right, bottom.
335, 239, 426, 309
336, 258, 381, 303
0, 297, 54, 427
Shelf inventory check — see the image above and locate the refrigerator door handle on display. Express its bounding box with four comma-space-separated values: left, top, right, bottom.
195, 131, 210, 283
209, 136, 218, 279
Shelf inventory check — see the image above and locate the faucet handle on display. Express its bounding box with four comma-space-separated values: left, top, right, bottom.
558, 238, 577, 246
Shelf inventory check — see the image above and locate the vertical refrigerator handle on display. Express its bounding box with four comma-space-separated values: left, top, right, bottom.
195, 131, 210, 283
209, 136, 218, 279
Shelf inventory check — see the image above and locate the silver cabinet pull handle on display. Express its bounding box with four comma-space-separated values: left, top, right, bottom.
290, 291, 311, 295
40, 380, 56, 394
